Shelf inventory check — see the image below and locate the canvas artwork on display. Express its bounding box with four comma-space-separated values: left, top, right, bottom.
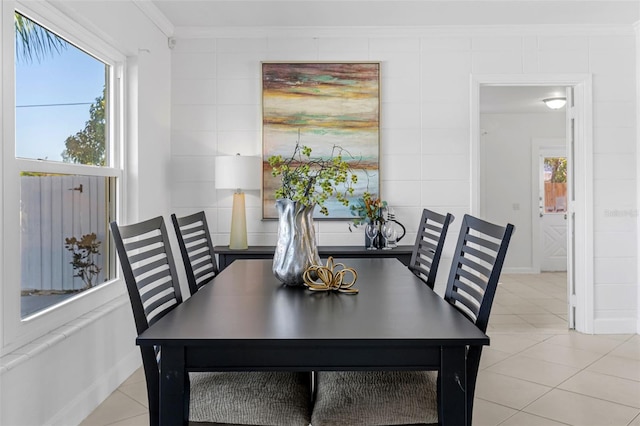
262, 62, 380, 219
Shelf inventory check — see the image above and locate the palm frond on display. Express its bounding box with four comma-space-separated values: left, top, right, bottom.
15, 12, 67, 64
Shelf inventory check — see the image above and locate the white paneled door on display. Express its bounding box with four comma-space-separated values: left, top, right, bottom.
538, 147, 568, 272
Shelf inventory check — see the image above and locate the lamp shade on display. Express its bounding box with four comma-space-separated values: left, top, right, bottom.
543, 97, 566, 110
215, 155, 261, 190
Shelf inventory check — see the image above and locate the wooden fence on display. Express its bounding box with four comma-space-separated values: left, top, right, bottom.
21, 175, 107, 292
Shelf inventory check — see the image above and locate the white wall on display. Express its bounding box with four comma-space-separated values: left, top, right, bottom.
480, 112, 565, 272
170, 28, 637, 333
0, 1, 172, 424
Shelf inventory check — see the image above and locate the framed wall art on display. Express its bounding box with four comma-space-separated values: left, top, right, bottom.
262, 62, 380, 219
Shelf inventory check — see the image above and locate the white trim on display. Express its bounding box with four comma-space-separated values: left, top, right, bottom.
15, 158, 122, 177
0, 295, 128, 371
172, 23, 636, 39
471, 74, 594, 334
132, 0, 174, 38
594, 318, 638, 335
0, 0, 7, 353
2, 1, 127, 352
635, 20, 640, 334
17, 1, 125, 64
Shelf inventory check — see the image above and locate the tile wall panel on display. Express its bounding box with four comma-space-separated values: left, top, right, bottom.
471, 50, 523, 73
172, 52, 216, 79
593, 179, 636, 214
382, 154, 422, 181
593, 126, 636, 154
170, 130, 217, 156
594, 231, 637, 258
170, 156, 216, 182
381, 128, 422, 155
172, 79, 216, 105
171, 105, 217, 131
594, 101, 636, 128
538, 49, 590, 73
595, 285, 638, 311
594, 258, 638, 285
593, 74, 636, 103
472, 36, 522, 51
169, 28, 637, 331
217, 79, 259, 105
421, 154, 470, 181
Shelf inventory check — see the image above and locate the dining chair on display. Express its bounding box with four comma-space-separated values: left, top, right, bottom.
408, 208, 454, 289
171, 211, 218, 295
110, 216, 311, 426
311, 214, 515, 426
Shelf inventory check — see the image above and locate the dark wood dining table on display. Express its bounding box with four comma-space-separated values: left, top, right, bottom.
137, 258, 489, 425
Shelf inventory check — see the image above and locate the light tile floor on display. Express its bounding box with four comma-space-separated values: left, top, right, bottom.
81, 272, 640, 426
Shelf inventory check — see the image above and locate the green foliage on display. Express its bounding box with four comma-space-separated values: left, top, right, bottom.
349, 192, 387, 228
64, 233, 102, 290
544, 157, 567, 183
61, 89, 106, 166
14, 12, 67, 64
268, 133, 358, 216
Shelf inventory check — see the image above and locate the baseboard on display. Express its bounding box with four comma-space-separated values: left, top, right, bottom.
593, 318, 638, 334
49, 348, 141, 426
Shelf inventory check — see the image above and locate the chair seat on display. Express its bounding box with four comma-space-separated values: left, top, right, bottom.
189, 371, 311, 426
311, 371, 438, 426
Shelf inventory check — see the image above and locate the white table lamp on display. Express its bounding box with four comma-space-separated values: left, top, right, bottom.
215, 154, 261, 250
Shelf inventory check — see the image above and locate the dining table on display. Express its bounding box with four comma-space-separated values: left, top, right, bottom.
136, 258, 489, 426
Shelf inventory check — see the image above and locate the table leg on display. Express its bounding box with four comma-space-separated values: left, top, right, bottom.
160, 346, 187, 426
439, 346, 468, 426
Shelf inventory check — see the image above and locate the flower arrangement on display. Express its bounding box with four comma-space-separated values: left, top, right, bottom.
349, 192, 387, 228
268, 135, 358, 216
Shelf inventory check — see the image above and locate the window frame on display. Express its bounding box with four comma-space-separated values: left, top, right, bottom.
1, 0, 126, 353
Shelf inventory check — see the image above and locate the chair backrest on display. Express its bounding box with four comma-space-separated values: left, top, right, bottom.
408, 209, 454, 289
443, 213, 514, 424
109, 216, 183, 426
171, 211, 219, 295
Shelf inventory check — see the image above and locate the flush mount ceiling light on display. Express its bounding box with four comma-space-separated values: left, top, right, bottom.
543, 97, 567, 110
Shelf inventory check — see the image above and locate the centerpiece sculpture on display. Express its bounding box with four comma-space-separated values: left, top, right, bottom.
268, 135, 357, 286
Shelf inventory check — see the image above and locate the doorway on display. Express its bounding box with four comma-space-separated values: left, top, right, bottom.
473, 76, 594, 333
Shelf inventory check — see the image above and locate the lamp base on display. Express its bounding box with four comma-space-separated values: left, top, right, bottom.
229, 192, 248, 250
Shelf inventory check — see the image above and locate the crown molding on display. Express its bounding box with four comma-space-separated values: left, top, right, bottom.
132, 0, 174, 38
172, 23, 636, 39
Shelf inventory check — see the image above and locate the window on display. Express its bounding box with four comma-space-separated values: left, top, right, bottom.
13, 11, 120, 319
543, 157, 567, 213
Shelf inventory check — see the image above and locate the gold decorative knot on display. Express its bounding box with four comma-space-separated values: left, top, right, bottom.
303, 257, 359, 294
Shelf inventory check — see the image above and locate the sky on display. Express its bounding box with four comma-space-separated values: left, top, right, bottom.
15, 35, 106, 162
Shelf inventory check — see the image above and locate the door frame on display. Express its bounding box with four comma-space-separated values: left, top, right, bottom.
471, 74, 594, 334
532, 140, 567, 273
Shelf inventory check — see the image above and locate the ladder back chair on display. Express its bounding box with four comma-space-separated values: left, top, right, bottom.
171, 211, 219, 295
110, 216, 311, 426
311, 214, 514, 426
408, 208, 454, 289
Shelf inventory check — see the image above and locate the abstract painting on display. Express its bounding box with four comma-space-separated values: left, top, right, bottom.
262, 62, 380, 219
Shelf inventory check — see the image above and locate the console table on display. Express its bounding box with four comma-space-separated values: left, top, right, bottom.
216, 245, 414, 271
